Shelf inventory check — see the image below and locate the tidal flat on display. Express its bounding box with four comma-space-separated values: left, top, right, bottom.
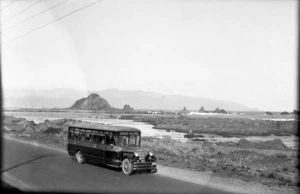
117, 113, 298, 137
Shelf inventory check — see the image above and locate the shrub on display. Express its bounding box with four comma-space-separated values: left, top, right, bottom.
281, 111, 289, 115
222, 166, 227, 170
267, 171, 277, 179
275, 153, 287, 159
43, 127, 62, 134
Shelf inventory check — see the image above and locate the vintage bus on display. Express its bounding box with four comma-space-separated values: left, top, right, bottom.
67, 123, 157, 175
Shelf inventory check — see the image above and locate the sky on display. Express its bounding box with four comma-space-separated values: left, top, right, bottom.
1, 0, 298, 111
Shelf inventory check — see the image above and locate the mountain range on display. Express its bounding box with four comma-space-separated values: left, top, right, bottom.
2, 88, 258, 111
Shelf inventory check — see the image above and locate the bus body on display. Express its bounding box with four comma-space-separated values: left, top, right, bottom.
67, 123, 157, 175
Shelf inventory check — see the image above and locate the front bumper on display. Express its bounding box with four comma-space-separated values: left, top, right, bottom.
133, 162, 157, 173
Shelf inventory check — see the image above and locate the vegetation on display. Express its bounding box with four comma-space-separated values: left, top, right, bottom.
119, 114, 297, 136
141, 137, 298, 189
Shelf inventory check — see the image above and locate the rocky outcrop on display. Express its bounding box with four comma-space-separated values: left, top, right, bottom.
237, 138, 290, 150
123, 104, 133, 112
197, 106, 227, 114
4, 115, 36, 133
213, 108, 227, 114
280, 111, 289, 115
179, 107, 189, 115
4, 115, 82, 135
70, 93, 110, 110
217, 138, 290, 151
198, 106, 208, 113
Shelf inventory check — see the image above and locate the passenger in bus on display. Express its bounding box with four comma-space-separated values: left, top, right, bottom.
80, 133, 86, 141
99, 137, 103, 144
86, 134, 92, 142
106, 134, 115, 145
122, 137, 128, 146
93, 136, 98, 143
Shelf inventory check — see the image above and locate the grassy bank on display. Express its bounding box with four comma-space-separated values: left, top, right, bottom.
141, 136, 298, 187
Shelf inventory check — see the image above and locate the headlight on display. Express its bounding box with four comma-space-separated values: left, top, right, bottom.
148, 152, 153, 156
134, 152, 139, 157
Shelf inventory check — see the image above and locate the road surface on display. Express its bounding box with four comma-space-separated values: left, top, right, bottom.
2, 137, 233, 193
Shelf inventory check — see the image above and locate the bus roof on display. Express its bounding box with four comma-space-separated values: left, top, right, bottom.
69, 123, 141, 132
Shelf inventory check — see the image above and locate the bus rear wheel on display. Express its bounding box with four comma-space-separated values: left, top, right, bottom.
75, 151, 84, 164
122, 158, 133, 175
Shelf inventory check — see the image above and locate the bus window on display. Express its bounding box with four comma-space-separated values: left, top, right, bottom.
115, 136, 128, 146
115, 135, 139, 146
92, 135, 105, 145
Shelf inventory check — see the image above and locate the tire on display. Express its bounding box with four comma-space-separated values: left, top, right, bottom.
122, 158, 133, 175
75, 151, 84, 164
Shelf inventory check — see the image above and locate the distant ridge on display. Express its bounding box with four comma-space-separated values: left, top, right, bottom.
70, 93, 110, 110
3, 88, 258, 111
94, 89, 258, 111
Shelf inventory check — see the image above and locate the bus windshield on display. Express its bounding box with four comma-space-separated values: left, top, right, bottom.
115, 135, 140, 146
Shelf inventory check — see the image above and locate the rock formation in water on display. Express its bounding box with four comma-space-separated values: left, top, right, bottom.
70, 93, 111, 110
213, 107, 227, 114
280, 111, 289, 115
123, 104, 133, 112
198, 106, 208, 113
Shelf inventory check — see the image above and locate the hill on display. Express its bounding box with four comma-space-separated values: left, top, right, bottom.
69, 93, 110, 110
95, 89, 258, 111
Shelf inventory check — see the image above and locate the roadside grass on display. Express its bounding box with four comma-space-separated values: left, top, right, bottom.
141, 136, 299, 189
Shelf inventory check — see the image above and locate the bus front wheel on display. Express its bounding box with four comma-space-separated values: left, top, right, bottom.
122, 158, 133, 175
75, 151, 84, 164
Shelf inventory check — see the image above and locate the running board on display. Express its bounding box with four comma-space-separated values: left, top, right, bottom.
106, 164, 120, 168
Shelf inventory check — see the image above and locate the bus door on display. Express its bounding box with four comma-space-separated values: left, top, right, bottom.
104, 132, 118, 165
89, 132, 105, 163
